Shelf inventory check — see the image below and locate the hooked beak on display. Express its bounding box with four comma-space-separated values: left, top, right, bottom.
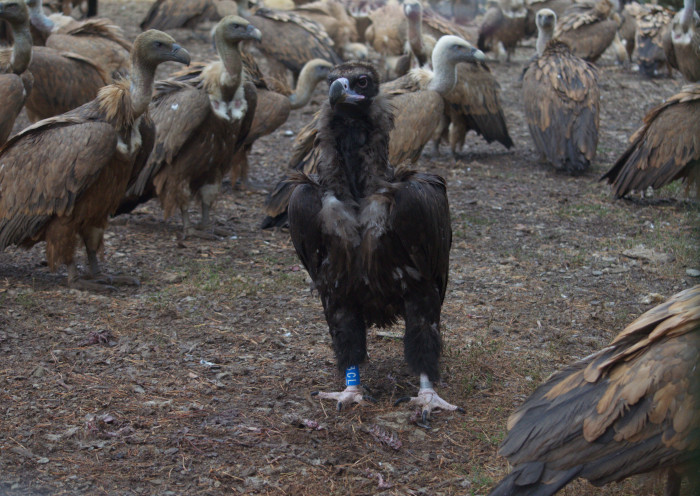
471, 45, 485, 62
246, 24, 262, 42
170, 43, 191, 66
329, 77, 364, 107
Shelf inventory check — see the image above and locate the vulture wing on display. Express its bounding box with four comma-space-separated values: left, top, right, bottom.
523, 41, 599, 173
140, 0, 218, 30
0, 74, 26, 145
601, 84, 700, 198
388, 90, 444, 165
0, 116, 116, 249
490, 285, 700, 496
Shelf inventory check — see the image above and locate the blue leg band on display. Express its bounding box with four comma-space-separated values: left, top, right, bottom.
345, 365, 360, 387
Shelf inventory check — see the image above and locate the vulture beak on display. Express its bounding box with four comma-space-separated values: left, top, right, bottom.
329, 77, 364, 107
472, 46, 486, 62
169, 43, 191, 66
246, 24, 262, 42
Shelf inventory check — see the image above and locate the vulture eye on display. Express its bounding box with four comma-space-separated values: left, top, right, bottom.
357, 76, 368, 89
154, 41, 163, 48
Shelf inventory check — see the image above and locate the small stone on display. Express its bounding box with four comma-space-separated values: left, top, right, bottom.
36, 457, 50, 464
686, 268, 700, 277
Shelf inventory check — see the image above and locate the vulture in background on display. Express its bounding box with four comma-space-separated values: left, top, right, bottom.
233, 54, 332, 189
119, 16, 260, 239
0, 0, 33, 146
554, 0, 618, 63
0, 30, 190, 291
140, 0, 237, 31
489, 285, 700, 496
601, 83, 700, 199
664, 0, 700, 82
634, 4, 674, 78
523, 9, 599, 174
477, 0, 530, 62
27, 0, 131, 79
235, 0, 341, 81
287, 61, 460, 423
262, 35, 486, 228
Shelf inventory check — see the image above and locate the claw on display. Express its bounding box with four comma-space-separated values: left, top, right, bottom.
313, 386, 365, 410
396, 386, 463, 427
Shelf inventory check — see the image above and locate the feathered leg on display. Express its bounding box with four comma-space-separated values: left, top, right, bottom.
313, 306, 373, 410
396, 288, 463, 425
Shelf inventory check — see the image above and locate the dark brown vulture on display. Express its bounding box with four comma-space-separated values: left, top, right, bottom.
287, 61, 460, 423
664, 0, 700, 82
553, 0, 618, 63
262, 35, 486, 227
140, 0, 237, 31
634, 4, 674, 78
27, 0, 130, 79
0, 30, 190, 291
233, 54, 332, 189
601, 84, 700, 199
477, 0, 530, 62
523, 9, 600, 174
235, 0, 341, 81
0, 0, 33, 146
121, 16, 260, 239
489, 285, 700, 496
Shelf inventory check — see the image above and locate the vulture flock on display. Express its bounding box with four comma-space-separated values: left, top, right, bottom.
0, 0, 698, 493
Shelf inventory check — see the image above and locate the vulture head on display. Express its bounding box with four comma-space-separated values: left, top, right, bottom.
132, 30, 192, 68
403, 0, 422, 22
214, 15, 262, 46
328, 61, 380, 111
431, 35, 485, 71
536, 8, 556, 33
0, 0, 29, 27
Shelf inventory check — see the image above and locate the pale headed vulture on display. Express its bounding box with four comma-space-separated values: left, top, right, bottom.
0, 0, 33, 146
0, 30, 191, 291
601, 83, 700, 199
287, 61, 460, 424
664, 0, 700, 82
489, 285, 700, 496
523, 9, 600, 175
120, 16, 260, 239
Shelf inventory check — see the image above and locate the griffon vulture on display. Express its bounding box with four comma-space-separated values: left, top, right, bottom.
0, 0, 33, 146
523, 9, 600, 174
235, 0, 341, 80
477, 0, 530, 62
0, 30, 190, 290
288, 61, 460, 424
140, 0, 237, 31
664, 0, 700, 82
633, 4, 674, 77
292, 0, 365, 61
489, 285, 700, 496
601, 83, 700, 199
553, 0, 618, 63
120, 16, 260, 239
262, 35, 486, 228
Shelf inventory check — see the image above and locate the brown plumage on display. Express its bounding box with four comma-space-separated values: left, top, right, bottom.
554, 0, 618, 63
27, 0, 131, 79
122, 16, 260, 238
0, 30, 190, 290
664, 0, 700, 82
523, 9, 599, 174
262, 35, 485, 228
0, 0, 33, 145
632, 4, 674, 78
489, 285, 700, 496
292, 0, 362, 60
140, 0, 237, 31
235, 0, 341, 80
477, 0, 530, 62
601, 83, 700, 199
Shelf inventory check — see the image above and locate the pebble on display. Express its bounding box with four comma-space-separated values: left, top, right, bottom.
686, 268, 700, 277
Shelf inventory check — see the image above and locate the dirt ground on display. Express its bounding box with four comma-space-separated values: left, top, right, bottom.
1, 1, 699, 495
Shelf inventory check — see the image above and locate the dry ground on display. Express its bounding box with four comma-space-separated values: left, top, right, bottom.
1, 1, 699, 495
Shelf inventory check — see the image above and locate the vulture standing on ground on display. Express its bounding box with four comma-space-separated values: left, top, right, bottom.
0, 30, 190, 290
601, 83, 700, 199
477, 0, 530, 62
292, 0, 366, 61
633, 4, 674, 77
121, 16, 260, 239
140, 0, 237, 31
262, 35, 486, 227
554, 0, 618, 63
235, 0, 341, 81
0, 0, 32, 146
288, 61, 460, 423
27, 0, 130, 79
489, 285, 700, 496
523, 9, 599, 174
664, 0, 700, 82
233, 54, 332, 189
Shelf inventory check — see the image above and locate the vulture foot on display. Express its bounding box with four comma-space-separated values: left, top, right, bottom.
68, 277, 117, 293
395, 388, 464, 428
93, 274, 140, 287
312, 386, 375, 411
183, 226, 224, 241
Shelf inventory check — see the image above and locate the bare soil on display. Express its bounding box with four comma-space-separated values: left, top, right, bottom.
1, 2, 698, 495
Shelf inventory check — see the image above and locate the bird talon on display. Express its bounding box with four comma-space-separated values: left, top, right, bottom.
336, 402, 343, 412
394, 396, 411, 406
363, 394, 377, 404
